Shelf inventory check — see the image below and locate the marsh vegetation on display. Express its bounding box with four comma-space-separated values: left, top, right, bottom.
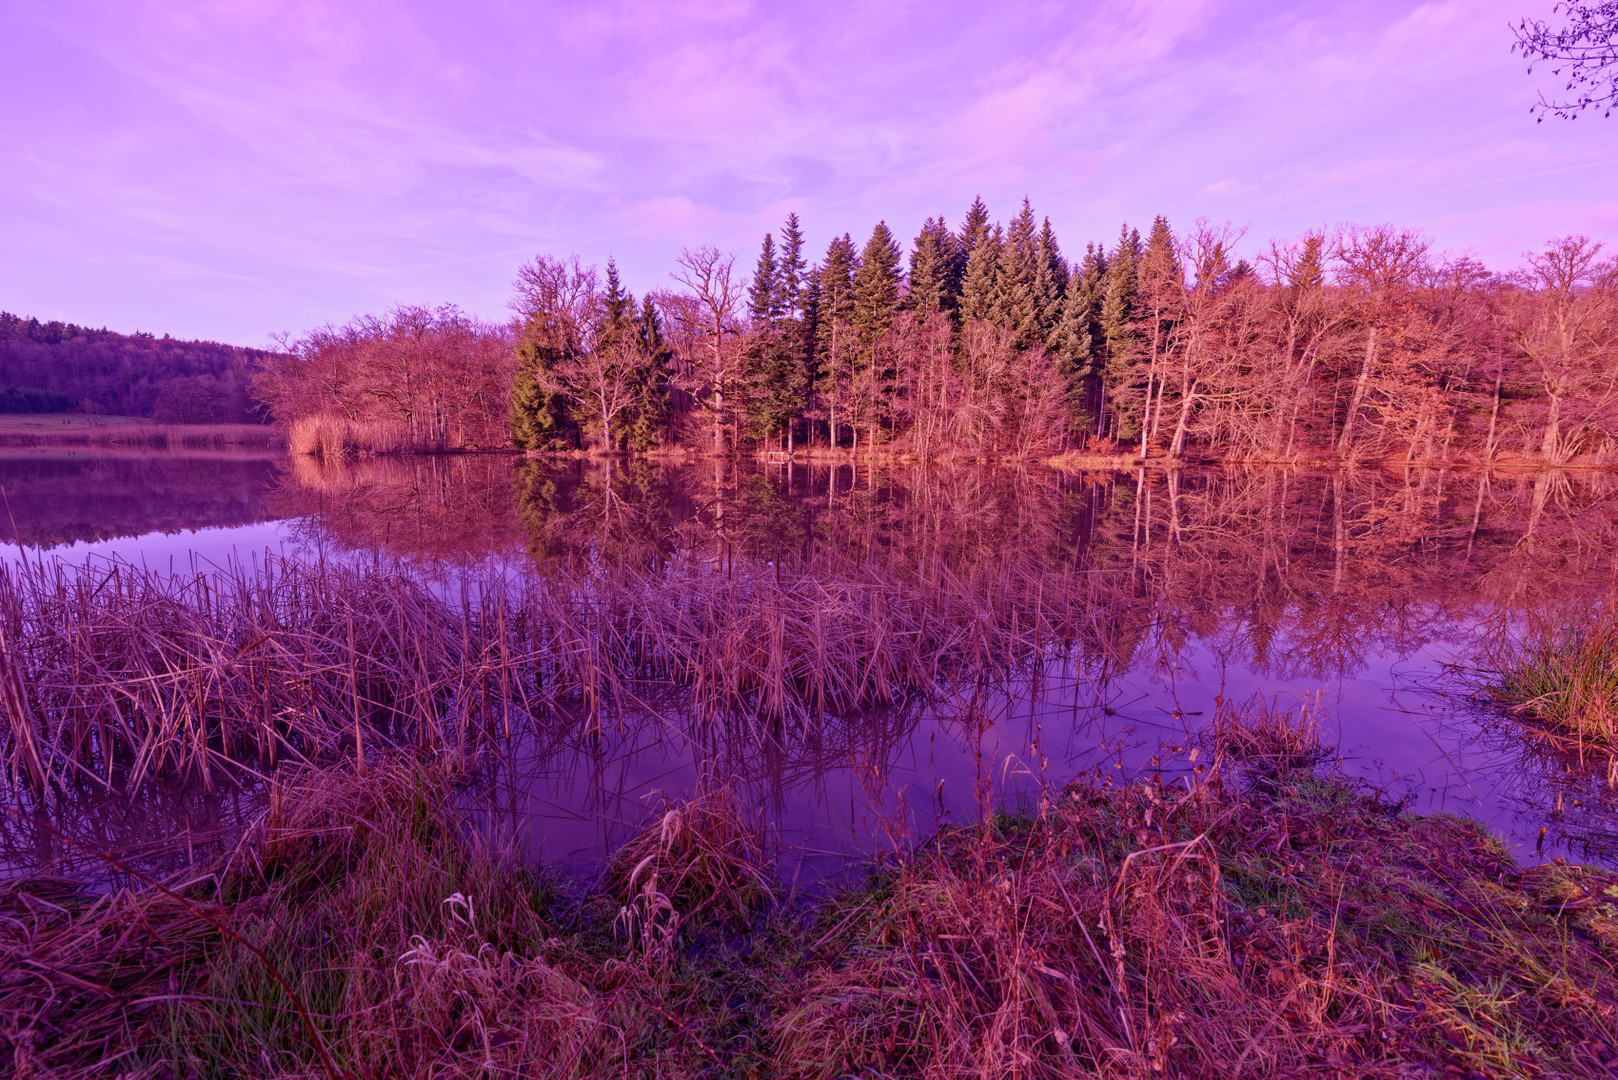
2, 455, 1618, 1076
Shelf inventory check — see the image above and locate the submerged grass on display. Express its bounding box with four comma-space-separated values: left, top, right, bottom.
0, 551, 1085, 794
1475, 604, 1618, 750
5, 701, 1618, 1078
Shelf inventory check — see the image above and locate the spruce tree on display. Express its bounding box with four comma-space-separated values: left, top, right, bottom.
852, 222, 902, 340
602, 258, 633, 340
1048, 243, 1106, 435
851, 222, 903, 445
748, 234, 780, 325
1034, 218, 1069, 338
624, 294, 671, 450
511, 331, 579, 451
993, 199, 1042, 343
958, 197, 990, 270
1288, 234, 1326, 291
815, 235, 859, 446
959, 223, 1003, 324
908, 217, 960, 316
776, 213, 807, 318
1099, 225, 1142, 439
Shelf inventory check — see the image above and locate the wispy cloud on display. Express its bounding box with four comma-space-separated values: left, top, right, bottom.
0, 0, 1611, 345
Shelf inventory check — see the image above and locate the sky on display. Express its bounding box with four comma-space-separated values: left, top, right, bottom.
1, 0, 1614, 347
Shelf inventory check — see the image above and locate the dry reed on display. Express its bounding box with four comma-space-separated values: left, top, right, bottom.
0, 550, 1083, 793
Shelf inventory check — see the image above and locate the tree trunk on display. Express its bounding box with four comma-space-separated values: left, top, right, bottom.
1336, 325, 1377, 456
1540, 393, 1562, 463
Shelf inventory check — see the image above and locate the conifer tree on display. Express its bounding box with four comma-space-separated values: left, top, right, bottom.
742, 221, 814, 448
851, 222, 903, 445
1034, 218, 1069, 336
960, 223, 1003, 324
852, 221, 902, 340
602, 259, 633, 339
748, 234, 780, 324
1099, 225, 1142, 439
509, 256, 593, 450
815, 234, 859, 446
1048, 242, 1106, 434
1287, 234, 1326, 291
908, 217, 961, 316
624, 294, 671, 450
1133, 216, 1184, 454
776, 213, 807, 318
958, 197, 990, 269
993, 200, 1042, 344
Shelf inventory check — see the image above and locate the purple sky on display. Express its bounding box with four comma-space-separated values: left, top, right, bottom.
3, 0, 1614, 346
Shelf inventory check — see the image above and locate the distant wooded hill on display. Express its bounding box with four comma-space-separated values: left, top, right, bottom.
0, 312, 277, 422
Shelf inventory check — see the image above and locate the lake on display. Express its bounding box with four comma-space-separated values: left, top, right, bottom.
3, 449, 1615, 887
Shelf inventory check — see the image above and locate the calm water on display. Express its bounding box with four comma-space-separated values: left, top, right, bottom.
4, 449, 1617, 885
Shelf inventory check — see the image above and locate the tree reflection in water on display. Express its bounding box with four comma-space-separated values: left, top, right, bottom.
7, 456, 1615, 885
259, 456, 1618, 876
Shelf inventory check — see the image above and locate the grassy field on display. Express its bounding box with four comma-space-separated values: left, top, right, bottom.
3, 701, 1617, 1078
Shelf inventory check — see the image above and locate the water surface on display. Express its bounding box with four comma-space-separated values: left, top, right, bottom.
5, 452, 1616, 886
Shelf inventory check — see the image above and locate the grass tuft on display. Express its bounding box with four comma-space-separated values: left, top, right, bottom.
1475, 605, 1618, 750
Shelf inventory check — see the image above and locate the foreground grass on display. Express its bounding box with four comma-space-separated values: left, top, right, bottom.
4, 716, 1618, 1078
1476, 605, 1618, 751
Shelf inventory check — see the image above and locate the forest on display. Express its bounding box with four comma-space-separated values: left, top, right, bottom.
0, 312, 271, 423
249, 201, 1617, 464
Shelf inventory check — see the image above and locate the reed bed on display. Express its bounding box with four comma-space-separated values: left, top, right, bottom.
1474, 605, 1618, 750
6, 704, 1618, 1078
0, 550, 1083, 793
288, 414, 464, 458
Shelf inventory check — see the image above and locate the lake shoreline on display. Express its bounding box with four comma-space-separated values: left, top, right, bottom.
6, 704, 1617, 1078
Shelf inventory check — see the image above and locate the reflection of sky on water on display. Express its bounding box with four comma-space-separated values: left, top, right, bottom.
0, 521, 301, 574
4, 459, 1617, 886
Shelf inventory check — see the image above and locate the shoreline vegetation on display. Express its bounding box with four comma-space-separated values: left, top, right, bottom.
253, 203, 1618, 475
5, 702, 1618, 1078
0, 414, 284, 452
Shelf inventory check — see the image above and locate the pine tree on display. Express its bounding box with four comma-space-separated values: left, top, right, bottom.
748, 234, 780, 325
776, 213, 807, 318
908, 217, 960, 316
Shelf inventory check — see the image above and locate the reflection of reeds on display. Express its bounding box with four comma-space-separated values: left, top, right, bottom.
0, 551, 1082, 792
1476, 607, 1618, 750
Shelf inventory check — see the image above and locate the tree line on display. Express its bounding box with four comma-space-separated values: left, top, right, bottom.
0, 313, 270, 422
258, 201, 1618, 465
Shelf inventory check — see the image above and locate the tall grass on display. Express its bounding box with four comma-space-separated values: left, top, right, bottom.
287, 413, 490, 458
0, 550, 1085, 793
1475, 605, 1618, 749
